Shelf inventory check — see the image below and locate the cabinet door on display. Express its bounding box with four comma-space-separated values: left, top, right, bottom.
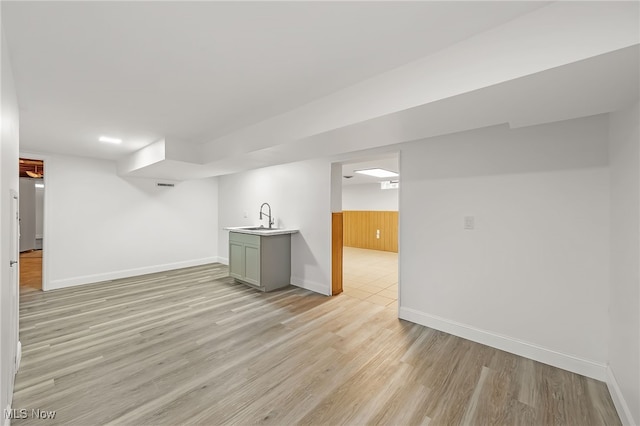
243, 244, 261, 286
229, 241, 244, 279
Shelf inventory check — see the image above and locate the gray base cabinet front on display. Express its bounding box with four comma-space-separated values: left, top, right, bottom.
228, 232, 292, 292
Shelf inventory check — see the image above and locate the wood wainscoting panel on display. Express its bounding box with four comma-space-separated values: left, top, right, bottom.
343, 211, 398, 252
332, 212, 343, 295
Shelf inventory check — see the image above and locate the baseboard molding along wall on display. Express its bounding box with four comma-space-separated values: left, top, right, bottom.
399, 306, 607, 381
47, 257, 218, 291
15, 341, 21, 374
290, 276, 331, 296
606, 366, 637, 426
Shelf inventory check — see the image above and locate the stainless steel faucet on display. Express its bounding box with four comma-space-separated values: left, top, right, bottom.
259, 202, 274, 229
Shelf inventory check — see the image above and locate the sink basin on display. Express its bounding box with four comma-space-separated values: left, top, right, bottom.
245, 226, 279, 231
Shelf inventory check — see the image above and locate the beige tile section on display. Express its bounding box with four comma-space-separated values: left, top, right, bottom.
343, 287, 375, 301
376, 288, 398, 299
365, 294, 396, 307
343, 247, 398, 309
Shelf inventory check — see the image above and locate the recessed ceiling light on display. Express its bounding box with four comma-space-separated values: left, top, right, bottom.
99, 136, 122, 144
354, 168, 399, 178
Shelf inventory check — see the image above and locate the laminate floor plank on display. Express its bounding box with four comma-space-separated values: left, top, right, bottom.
12, 263, 621, 425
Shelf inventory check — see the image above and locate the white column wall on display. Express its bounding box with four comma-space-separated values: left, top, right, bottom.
398, 115, 611, 380
607, 101, 640, 425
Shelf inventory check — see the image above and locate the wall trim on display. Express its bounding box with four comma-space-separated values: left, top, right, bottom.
606, 366, 636, 426
399, 306, 607, 381
218, 257, 229, 266
290, 276, 331, 296
46, 257, 218, 291
15, 341, 21, 374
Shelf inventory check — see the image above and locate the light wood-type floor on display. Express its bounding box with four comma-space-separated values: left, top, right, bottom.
20, 250, 42, 290
14, 264, 620, 425
343, 247, 398, 309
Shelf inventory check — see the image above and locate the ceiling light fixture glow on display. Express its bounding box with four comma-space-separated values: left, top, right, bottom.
354, 168, 399, 178
99, 136, 122, 144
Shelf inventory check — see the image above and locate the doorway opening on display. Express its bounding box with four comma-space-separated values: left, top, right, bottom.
335, 153, 399, 311
19, 157, 44, 291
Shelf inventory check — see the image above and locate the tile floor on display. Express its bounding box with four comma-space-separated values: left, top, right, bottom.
342, 246, 398, 311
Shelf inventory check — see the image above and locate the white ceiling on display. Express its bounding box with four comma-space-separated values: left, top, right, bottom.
3, 1, 547, 161
342, 155, 399, 186
3, 1, 638, 183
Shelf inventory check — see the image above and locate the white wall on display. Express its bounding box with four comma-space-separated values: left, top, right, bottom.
607, 101, 639, 426
399, 115, 611, 380
1, 26, 20, 420
218, 159, 332, 295
43, 154, 219, 290
342, 183, 398, 211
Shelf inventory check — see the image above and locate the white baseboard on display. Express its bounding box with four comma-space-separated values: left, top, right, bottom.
290, 276, 331, 296
218, 257, 229, 265
46, 257, 218, 290
15, 341, 21, 374
399, 306, 607, 381
606, 366, 637, 426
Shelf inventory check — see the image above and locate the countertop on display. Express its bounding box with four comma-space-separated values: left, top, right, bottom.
224, 226, 299, 236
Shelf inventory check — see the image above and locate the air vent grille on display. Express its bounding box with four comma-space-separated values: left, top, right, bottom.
156, 182, 175, 187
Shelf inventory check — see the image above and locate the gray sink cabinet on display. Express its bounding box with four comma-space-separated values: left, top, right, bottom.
228, 231, 293, 292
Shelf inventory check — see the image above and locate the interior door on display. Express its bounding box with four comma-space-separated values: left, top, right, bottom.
9, 191, 20, 372
18, 178, 36, 252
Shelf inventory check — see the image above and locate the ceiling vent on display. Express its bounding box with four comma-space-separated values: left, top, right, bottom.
156, 182, 175, 188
